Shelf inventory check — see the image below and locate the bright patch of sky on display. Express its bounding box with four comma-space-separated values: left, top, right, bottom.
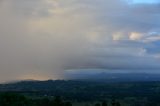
130, 0, 160, 4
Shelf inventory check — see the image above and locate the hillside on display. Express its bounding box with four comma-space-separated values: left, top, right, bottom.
0, 80, 160, 101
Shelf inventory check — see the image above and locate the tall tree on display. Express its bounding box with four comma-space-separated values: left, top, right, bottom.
65, 101, 72, 106
115, 101, 121, 106
0, 93, 29, 106
51, 96, 64, 106
102, 101, 108, 106
95, 103, 100, 106
111, 99, 116, 106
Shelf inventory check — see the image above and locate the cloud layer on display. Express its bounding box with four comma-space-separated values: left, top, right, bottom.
0, 0, 160, 81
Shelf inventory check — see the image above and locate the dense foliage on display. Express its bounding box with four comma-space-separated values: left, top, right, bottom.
0, 80, 160, 105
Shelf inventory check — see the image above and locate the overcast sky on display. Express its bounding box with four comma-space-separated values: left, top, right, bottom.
0, 0, 160, 82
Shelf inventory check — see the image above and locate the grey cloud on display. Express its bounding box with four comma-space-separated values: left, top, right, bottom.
0, 0, 160, 81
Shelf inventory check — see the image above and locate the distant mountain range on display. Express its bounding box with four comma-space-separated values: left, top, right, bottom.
66, 72, 160, 82
0, 72, 160, 93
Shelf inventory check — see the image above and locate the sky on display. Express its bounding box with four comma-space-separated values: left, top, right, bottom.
131, 0, 160, 4
0, 0, 160, 82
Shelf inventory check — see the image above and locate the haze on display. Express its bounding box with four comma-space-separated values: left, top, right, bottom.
0, 0, 160, 82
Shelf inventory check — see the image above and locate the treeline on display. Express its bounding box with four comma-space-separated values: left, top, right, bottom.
0, 80, 160, 106
1, 80, 160, 101
0, 80, 160, 102
0, 93, 71, 106
0, 92, 122, 106
0, 92, 160, 106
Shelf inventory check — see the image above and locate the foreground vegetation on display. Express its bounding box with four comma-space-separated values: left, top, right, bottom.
0, 93, 122, 106
0, 80, 160, 106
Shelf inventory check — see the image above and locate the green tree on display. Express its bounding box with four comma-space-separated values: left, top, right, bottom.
95, 103, 100, 106
0, 93, 29, 106
40, 98, 51, 106
102, 101, 108, 106
115, 101, 121, 106
65, 101, 72, 106
52, 96, 64, 106
111, 99, 116, 106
